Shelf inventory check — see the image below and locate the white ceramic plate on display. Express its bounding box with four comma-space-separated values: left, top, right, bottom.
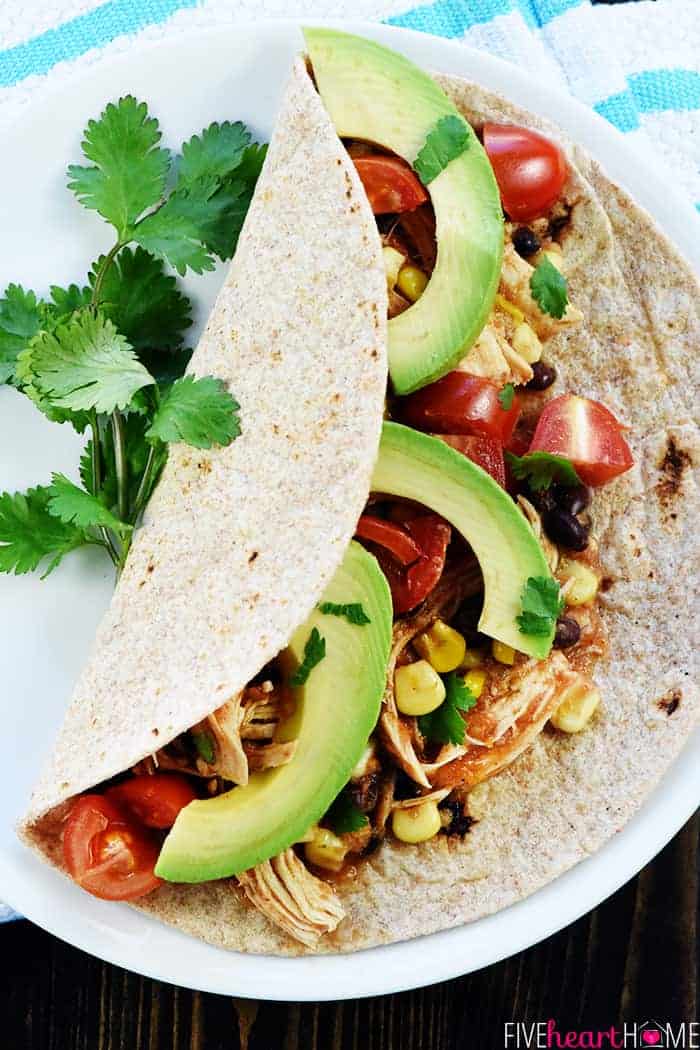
1, 21, 698, 1001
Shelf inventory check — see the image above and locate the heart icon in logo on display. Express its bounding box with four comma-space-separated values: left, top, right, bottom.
642, 1032, 661, 1046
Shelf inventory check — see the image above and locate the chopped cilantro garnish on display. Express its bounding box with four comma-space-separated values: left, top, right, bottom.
318, 601, 371, 626
418, 671, 477, 745
530, 255, 569, 319
506, 451, 581, 492
498, 383, 515, 410
326, 789, 369, 835
516, 576, 564, 637
290, 627, 326, 687
414, 115, 470, 185
192, 730, 215, 765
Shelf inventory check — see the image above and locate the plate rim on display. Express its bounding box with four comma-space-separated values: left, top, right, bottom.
2, 17, 698, 1001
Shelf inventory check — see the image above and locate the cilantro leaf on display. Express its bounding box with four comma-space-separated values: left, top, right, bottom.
146, 375, 240, 449
326, 790, 369, 836
47, 284, 92, 323
0, 486, 87, 576
498, 383, 515, 410
318, 601, 371, 626
89, 247, 192, 350
290, 627, 326, 687
414, 114, 470, 184
516, 576, 564, 637
47, 472, 132, 537
177, 121, 251, 185
530, 256, 569, 319
133, 177, 250, 273
418, 671, 477, 745
236, 142, 268, 183
139, 347, 192, 386
0, 284, 44, 384
19, 311, 154, 414
506, 451, 581, 492
191, 729, 215, 765
67, 96, 170, 238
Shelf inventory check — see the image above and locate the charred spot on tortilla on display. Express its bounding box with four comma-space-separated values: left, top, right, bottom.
657, 690, 681, 717
248, 551, 259, 564
656, 435, 692, 507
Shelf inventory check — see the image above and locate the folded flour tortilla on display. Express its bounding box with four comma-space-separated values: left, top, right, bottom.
20, 62, 699, 956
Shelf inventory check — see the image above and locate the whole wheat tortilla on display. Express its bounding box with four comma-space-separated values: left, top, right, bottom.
21, 68, 699, 957
20, 59, 386, 842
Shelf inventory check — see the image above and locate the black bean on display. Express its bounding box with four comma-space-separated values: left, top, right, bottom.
438, 798, 476, 837
542, 507, 589, 551
554, 483, 592, 515
393, 770, 422, 801
512, 226, 541, 258
523, 485, 556, 513
527, 361, 557, 391
554, 616, 581, 648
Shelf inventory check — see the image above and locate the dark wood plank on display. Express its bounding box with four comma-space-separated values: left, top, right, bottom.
2, 813, 696, 1050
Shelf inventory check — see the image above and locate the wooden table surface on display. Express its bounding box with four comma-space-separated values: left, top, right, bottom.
3, 812, 697, 1048
5, 1, 696, 1047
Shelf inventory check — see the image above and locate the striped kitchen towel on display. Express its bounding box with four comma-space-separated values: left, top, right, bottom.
0, 0, 697, 922
0, 0, 698, 210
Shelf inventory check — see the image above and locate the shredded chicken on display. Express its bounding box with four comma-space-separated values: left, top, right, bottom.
193, 694, 248, 785
244, 740, 298, 771
237, 848, 345, 947
431, 652, 572, 790
517, 495, 559, 573
459, 320, 513, 385
379, 560, 483, 787
391, 788, 450, 811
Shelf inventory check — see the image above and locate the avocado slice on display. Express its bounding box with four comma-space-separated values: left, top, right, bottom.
372, 422, 554, 658
304, 28, 503, 395
155, 541, 392, 883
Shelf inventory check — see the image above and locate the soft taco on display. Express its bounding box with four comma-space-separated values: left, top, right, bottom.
20, 31, 699, 956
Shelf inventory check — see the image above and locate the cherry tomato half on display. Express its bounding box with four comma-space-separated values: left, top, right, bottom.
398, 372, 521, 445
353, 155, 428, 215
375, 514, 451, 615
63, 795, 162, 901
529, 394, 633, 486
106, 773, 197, 830
355, 515, 423, 566
483, 123, 568, 223
437, 434, 507, 488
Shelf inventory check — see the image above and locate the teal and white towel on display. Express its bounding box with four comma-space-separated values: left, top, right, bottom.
0, 0, 697, 921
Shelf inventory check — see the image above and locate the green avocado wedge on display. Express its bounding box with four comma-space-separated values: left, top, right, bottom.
155, 541, 392, 883
372, 423, 554, 658
304, 28, 503, 395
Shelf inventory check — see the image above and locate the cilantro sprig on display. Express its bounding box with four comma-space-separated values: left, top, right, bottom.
498, 383, 515, 411
507, 451, 581, 492
418, 671, 477, 745
0, 97, 265, 578
516, 576, 564, 637
530, 256, 569, 319
290, 628, 326, 687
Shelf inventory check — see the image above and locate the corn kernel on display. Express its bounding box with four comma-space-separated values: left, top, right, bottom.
462, 669, 486, 699
550, 678, 600, 733
395, 660, 446, 716
304, 827, 348, 872
392, 800, 442, 844
542, 244, 565, 274
459, 649, 483, 670
492, 640, 515, 665
414, 619, 466, 673
382, 245, 404, 292
512, 322, 543, 363
559, 558, 599, 606
495, 293, 525, 325
397, 264, 428, 302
